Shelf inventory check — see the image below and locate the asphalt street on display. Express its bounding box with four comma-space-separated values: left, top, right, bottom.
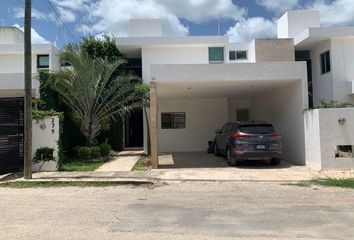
1, 181, 354, 240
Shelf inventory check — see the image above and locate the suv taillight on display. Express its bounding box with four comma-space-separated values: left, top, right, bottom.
272, 132, 282, 139
232, 133, 250, 139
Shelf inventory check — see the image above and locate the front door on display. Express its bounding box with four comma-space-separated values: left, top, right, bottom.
125, 109, 143, 147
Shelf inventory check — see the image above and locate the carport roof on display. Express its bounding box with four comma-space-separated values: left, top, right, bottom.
151, 62, 307, 98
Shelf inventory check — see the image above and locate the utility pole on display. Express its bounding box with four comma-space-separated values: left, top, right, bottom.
24, 0, 32, 179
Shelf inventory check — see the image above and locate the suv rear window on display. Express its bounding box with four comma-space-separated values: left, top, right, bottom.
239, 124, 275, 134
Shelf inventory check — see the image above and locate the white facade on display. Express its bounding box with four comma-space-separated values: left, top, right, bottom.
277, 10, 320, 39
0, 26, 59, 98
117, 20, 309, 166
278, 10, 354, 107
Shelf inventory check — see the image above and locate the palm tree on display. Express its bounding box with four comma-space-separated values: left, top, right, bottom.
48, 44, 146, 145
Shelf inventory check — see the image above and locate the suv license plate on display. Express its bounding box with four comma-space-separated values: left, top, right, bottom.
256, 145, 266, 150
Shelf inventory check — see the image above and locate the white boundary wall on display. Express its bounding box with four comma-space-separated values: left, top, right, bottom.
32, 116, 60, 172
305, 108, 354, 170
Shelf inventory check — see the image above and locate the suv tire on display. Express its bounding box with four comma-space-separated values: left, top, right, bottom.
271, 158, 281, 166
214, 142, 220, 156
228, 148, 238, 166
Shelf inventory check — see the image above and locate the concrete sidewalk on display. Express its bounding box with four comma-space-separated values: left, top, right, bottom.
26, 166, 354, 183
95, 150, 143, 172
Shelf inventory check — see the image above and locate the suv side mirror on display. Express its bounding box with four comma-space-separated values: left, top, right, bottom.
215, 129, 221, 134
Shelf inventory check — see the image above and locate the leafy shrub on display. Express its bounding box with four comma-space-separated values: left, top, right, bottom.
319, 99, 353, 108
99, 143, 111, 157
78, 147, 91, 160
34, 147, 54, 162
90, 146, 101, 159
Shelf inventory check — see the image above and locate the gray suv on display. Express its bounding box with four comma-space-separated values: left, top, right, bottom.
214, 121, 282, 166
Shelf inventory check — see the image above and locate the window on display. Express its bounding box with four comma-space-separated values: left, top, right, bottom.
220, 124, 228, 134
161, 112, 186, 129
37, 55, 49, 68
335, 145, 353, 158
239, 124, 275, 134
208, 47, 224, 63
236, 109, 250, 121
225, 124, 233, 134
320, 50, 331, 74
229, 50, 247, 61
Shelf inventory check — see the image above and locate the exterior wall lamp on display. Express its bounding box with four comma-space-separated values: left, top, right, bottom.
338, 118, 346, 125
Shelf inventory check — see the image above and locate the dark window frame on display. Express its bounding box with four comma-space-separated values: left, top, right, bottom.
161, 112, 186, 129
320, 50, 331, 75
37, 54, 49, 69
229, 50, 248, 61
229, 51, 236, 61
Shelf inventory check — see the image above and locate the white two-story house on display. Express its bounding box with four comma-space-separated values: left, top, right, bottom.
117, 18, 309, 168
117, 10, 354, 170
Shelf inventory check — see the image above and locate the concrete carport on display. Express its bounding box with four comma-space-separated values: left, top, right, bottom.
149, 61, 308, 168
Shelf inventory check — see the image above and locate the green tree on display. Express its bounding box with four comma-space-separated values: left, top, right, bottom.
80, 35, 123, 62
80, 35, 128, 150
49, 44, 145, 145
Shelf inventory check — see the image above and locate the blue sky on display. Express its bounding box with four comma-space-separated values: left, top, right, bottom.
0, 0, 352, 47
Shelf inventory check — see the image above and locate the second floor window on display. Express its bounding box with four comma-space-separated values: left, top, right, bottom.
37, 55, 49, 68
229, 50, 248, 61
320, 50, 331, 75
208, 47, 224, 63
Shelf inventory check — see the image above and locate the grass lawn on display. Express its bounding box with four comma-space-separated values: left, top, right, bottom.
0, 181, 153, 188
312, 178, 354, 189
60, 158, 106, 172
286, 178, 354, 189
132, 155, 150, 171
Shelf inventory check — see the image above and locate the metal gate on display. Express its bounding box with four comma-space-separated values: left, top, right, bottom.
0, 98, 24, 174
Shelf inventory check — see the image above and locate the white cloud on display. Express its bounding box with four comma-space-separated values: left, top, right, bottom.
226, 17, 277, 42
154, 0, 245, 22
309, 0, 354, 26
256, 0, 300, 15
49, 0, 245, 37
50, 0, 91, 11
56, 6, 76, 22
13, 24, 50, 44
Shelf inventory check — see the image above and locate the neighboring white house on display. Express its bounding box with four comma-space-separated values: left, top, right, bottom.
278, 10, 354, 107
0, 26, 59, 99
0, 26, 59, 174
116, 11, 354, 170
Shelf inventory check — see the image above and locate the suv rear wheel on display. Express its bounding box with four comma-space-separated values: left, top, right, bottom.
214, 142, 220, 156
271, 158, 281, 166
227, 148, 237, 166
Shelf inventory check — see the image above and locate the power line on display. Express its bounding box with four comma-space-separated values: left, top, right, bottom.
43, 0, 79, 43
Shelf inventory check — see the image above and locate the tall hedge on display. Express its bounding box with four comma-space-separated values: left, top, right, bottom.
38, 70, 85, 159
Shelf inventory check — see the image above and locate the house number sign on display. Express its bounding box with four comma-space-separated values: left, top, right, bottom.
51, 118, 55, 134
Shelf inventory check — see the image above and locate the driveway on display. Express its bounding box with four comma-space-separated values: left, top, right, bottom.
1, 181, 354, 239
159, 151, 295, 169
